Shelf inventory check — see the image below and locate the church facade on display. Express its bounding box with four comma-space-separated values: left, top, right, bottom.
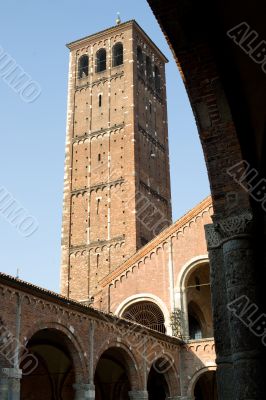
0, 20, 216, 400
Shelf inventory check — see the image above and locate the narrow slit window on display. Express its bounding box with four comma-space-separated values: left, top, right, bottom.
99, 94, 102, 107
97, 199, 100, 214
98, 153, 101, 162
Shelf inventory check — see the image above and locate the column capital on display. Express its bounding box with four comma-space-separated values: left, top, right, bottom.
205, 210, 253, 249
128, 390, 149, 399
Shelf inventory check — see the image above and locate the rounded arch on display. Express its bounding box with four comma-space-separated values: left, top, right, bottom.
94, 343, 141, 399
175, 256, 213, 339
22, 320, 87, 382
176, 255, 209, 293
187, 365, 217, 399
147, 356, 179, 398
115, 293, 171, 335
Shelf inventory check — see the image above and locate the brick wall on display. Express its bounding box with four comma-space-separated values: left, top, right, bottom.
60, 21, 172, 301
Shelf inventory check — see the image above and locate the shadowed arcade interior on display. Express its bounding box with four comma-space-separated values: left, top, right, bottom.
20, 329, 75, 400
147, 359, 170, 400
94, 347, 131, 400
194, 371, 218, 400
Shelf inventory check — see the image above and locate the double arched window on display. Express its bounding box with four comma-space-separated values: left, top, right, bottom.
95, 48, 106, 73
112, 42, 123, 67
78, 55, 89, 79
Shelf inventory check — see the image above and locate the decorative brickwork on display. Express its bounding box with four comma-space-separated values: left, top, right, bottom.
61, 21, 172, 302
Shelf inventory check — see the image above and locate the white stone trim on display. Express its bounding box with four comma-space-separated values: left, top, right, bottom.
175, 255, 209, 303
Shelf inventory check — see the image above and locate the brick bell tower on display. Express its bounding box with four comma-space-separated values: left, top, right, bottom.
60, 20, 172, 301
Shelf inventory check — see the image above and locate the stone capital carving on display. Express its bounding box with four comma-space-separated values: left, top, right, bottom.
205, 211, 253, 249
214, 210, 253, 239
205, 223, 221, 249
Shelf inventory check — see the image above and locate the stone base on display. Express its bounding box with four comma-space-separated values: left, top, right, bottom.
73, 383, 95, 400
128, 390, 149, 400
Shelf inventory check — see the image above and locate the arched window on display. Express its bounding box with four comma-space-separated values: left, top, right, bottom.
78, 55, 89, 79
95, 48, 106, 73
146, 55, 153, 85
183, 262, 213, 338
112, 42, 123, 67
155, 65, 161, 94
122, 301, 166, 333
137, 46, 144, 74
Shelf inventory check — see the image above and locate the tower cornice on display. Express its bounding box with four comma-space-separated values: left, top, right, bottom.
66, 19, 168, 63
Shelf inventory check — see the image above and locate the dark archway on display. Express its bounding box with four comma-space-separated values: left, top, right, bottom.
194, 371, 218, 400
147, 362, 170, 400
94, 347, 131, 400
21, 328, 75, 400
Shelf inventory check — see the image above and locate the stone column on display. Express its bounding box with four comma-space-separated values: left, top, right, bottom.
73, 383, 95, 400
0, 368, 22, 400
205, 224, 233, 400
128, 390, 149, 399
207, 210, 265, 399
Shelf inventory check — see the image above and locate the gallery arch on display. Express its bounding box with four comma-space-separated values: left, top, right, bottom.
20, 328, 79, 400
193, 370, 218, 400
147, 362, 170, 400
94, 347, 134, 400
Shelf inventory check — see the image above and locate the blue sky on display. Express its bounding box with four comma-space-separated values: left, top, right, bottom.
0, 0, 210, 292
